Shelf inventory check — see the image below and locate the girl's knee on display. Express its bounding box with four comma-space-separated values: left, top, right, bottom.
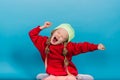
36, 73, 49, 80
43, 75, 56, 80
77, 74, 94, 80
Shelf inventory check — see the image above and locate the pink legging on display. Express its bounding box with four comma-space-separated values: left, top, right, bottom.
36, 73, 94, 80
42, 75, 76, 80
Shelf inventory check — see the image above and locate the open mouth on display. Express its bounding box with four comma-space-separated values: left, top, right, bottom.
52, 37, 58, 43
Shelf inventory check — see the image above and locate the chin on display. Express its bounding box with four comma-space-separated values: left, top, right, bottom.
51, 43, 58, 45
50, 41, 60, 45
50, 41, 57, 45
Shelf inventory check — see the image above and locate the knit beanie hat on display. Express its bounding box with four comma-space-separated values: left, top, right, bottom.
55, 23, 75, 42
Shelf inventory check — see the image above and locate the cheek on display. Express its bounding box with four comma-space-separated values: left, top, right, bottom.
59, 38, 66, 42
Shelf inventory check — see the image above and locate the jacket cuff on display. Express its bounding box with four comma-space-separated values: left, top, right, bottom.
95, 44, 98, 50
36, 25, 42, 31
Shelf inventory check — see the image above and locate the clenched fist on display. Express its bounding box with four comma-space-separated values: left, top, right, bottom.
98, 43, 105, 50
39, 21, 52, 29
44, 21, 52, 28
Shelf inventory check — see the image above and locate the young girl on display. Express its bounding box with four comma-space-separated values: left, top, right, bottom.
29, 21, 105, 80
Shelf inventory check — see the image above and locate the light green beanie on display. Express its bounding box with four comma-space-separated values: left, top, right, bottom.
55, 23, 75, 42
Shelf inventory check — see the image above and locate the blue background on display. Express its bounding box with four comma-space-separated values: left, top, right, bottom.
0, 0, 120, 79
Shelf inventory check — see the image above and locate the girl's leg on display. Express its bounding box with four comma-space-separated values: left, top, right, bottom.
66, 75, 77, 80
42, 75, 56, 80
43, 75, 77, 80
36, 73, 49, 80
76, 74, 94, 80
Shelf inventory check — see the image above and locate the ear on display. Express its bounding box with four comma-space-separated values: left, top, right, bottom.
66, 39, 68, 42
64, 38, 68, 43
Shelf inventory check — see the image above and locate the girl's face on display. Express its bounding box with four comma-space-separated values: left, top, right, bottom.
50, 28, 68, 45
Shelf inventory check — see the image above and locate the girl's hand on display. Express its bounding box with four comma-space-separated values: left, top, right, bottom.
44, 21, 52, 28
40, 21, 52, 29
98, 43, 105, 50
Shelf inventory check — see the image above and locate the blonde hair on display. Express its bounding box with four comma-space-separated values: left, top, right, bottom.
45, 30, 69, 67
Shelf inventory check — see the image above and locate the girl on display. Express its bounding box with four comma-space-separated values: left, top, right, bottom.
29, 22, 105, 80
